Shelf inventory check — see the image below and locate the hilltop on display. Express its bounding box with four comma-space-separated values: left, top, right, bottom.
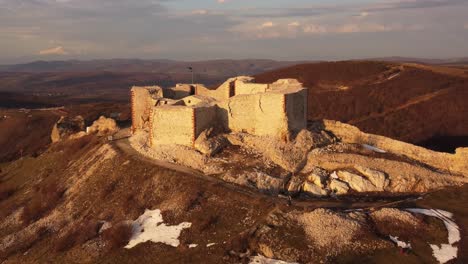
255, 61, 468, 148
1, 62, 468, 263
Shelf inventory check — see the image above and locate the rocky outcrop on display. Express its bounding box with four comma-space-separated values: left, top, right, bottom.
286, 176, 304, 195
303, 181, 328, 196
130, 119, 467, 196
287, 166, 393, 196
250, 209, 392, 262
86, 116, 119, 136
329, 179, 350, 195
323, 120, 468, 176
307, 167, 328, 188
222, 171, 285, 194
226, 129, 334, 173
354, 166, 389, 191
51, 115, 85, 143
52, 116, 119, 143
303, 152, 467, 193
194, 129, 227, 156
336, 171, 379, 192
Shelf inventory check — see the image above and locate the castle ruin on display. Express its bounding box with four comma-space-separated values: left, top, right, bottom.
131, 76, 308, 147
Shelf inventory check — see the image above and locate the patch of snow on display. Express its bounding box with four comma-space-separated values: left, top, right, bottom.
406, 208, 460, 264
188, 244, 198, 248
387, 72, 400, 80
206, 243, 216, 247
250, 255, 299, 264
125, 209, 191, 249
430, 244, 458, 264
98, 221, 112, 234
389, 235, 411, 249
362, 144, 387, 153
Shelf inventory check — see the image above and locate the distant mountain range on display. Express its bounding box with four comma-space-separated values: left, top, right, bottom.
367, 56, 468, 65
0, 59, 303, 76
1, 57, 467, 74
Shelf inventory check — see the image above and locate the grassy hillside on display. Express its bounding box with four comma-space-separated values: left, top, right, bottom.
255, 61, 468, 145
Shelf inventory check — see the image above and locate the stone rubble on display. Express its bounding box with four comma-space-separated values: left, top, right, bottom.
127, 113, 467, 196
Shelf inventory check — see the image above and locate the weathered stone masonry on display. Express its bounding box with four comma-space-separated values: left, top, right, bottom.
131, 76, 308, 148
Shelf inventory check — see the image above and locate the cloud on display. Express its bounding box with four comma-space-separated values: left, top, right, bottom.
192, 9, 208, 15
259, 21, 274, 28
337, 23, 387, 33
303, 24, 327, 34
38, 46, 69, 55
1, 0, 468, 61
238, 7, 336, 18
356, 11, 369, 18
288, 22, 301, 27
233, 19, 426, 40
366, 0, 468, 12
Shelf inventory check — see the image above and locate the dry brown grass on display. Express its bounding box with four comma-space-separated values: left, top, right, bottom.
54, 221, 100, 252
21, 183, 65, 225
102, 222, 133, 249
0, 185, 16, 201
0, 226, 50, 260
255, 61, 468, 144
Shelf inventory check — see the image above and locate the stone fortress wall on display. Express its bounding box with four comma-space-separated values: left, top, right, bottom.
131, 86, 161, 132
131, 76, 308, 147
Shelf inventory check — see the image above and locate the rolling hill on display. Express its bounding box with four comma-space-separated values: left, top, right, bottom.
0, 59, 301, 75
255, 61, 468, 147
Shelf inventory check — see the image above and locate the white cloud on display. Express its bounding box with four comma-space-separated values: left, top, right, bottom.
192, 9, 208, 15
288, 21, 301, 27
303, 24, 327, 34
38, 46, 68, 55
259, 21, 274, 28
337, 23, 386, 33
1, 0, 468, 61
358, 11, 369, 18
334, 23, 424, 33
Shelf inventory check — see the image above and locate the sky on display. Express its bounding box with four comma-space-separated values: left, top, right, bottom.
1, 0, 468, 63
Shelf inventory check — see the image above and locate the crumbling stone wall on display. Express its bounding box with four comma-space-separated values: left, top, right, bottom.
285, 89, 308, 133
233, 82, 269, 95
131, 86, 159, 132
217, 87, 307, 139
195, 76, 261, 100
196, 84, 231, 101
131, 76, 308, 147
194, 106, 219, 137
181, 95, 216, 107
323, 120, 468, 176
254, 92, 288, 137
269, 79, 303, 90
164, 84, 195, 99
150, 104, 218, 147
219, 94, 259, 134
151, 106, 195, 146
